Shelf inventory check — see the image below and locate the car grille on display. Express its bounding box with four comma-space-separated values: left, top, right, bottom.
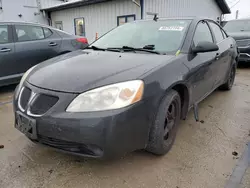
38, 135, 103, 156
29, 94, 58, 115
18, 86, 59, 116
236, 39, 250, 47
19, 87, 32, 110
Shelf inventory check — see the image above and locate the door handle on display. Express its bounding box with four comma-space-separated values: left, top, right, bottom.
0, 48, 11, 52
230, 44, 233, 48
49, 42, 57, 47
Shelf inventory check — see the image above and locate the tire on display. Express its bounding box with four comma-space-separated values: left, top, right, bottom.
146, 90, 181, 156
219, 63, 236, 91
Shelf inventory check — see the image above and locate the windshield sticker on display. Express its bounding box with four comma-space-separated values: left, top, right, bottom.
159, 26, 184, 31
175, 50, 181, 56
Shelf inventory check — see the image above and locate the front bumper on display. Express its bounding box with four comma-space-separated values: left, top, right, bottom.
239, 53, 250, 62
13, 82, 151, 158
238, 46, 250, 62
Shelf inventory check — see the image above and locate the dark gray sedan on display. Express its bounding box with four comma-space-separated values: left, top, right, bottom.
224, 19, 250, 62
0, 22, 88, 87
13, 17, 238, 159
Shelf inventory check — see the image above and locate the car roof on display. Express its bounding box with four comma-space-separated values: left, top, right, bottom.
135, 17, 215, 22
0, 21, 73, 34
0, 21, 68, 33
227, 18, 250, 22
0, 21, 50, 27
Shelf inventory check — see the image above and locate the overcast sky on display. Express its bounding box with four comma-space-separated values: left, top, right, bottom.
225, 0, 250, 20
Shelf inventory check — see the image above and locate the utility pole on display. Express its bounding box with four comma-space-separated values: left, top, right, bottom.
236, 10, 239, 19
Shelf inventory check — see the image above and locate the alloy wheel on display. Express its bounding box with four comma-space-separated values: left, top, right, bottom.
164, 100, 178, 141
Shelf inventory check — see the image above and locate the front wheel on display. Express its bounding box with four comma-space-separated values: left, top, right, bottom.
146, 90, 181, 155
219, 63, 236, 91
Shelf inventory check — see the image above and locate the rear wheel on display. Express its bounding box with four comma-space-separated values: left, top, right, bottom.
146, 90, 181, 155
219, 63, 236, 91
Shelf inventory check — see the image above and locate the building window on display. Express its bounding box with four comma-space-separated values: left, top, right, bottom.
74, 18, 85, 36
117, 15, 136, 26
55, 21, 63, 30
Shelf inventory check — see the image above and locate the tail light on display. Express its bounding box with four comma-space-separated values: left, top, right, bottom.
77, 37, 88, 44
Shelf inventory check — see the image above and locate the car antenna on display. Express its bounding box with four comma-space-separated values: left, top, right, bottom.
146, 12, 159, 21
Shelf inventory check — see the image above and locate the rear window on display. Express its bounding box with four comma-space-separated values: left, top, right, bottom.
224, 20, 250, 32
92, 19, 191, 53
44, 28, 53, 38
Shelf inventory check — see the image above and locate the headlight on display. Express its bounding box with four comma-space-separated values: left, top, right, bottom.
66, 80, 144, 112
15, 65, 37, 98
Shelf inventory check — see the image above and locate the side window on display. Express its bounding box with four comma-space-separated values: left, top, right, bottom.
221, 29, 227, 39
0, 25, 9, 44
193, 21, 213, 46
43, 28, 53, 38
209, 22, 224, 43
15, 25, 45, 42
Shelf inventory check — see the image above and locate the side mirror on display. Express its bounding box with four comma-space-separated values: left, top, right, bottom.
192, 41, 219, 53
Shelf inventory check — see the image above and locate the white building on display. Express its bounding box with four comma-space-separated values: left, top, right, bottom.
0, 0, 69, 24
0, 0, 49, 24
41, 0, 230, 42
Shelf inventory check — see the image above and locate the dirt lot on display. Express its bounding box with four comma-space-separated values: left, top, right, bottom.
0, 69, 250, 188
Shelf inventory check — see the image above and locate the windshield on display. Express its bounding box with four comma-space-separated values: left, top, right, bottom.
91, 19, 191, 54
224, 20, 250, 32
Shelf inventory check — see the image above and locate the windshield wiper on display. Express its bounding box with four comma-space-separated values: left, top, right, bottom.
108, 45, 161, 54
86, 46, 120, 52
86, 46, 106, 51
142, 45, 155, 50
87, 45, 161, 54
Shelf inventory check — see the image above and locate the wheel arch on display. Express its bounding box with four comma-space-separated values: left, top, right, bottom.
166, 82, 190, 120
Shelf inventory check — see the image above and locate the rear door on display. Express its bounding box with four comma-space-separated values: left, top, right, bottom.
185, 21, 218, 104
43, 27, 62, 54
13, 24, 62, 74
0, 24, 17, 80
208, 21, 231, 88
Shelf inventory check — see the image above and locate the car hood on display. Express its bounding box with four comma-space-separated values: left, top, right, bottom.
27, 50, 175, 93
227, 32, 250, 40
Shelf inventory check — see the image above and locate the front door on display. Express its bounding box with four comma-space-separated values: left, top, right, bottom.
0, 24, 17, 83
184, 21, 218, 104
13, 24, 62, 74
208, 21, 231, 87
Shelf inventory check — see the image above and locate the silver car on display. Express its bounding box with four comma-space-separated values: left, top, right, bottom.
0, 22, 88, 87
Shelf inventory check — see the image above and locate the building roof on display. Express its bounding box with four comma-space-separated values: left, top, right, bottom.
41, 0, 111, 11
42, 0, 231, 14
